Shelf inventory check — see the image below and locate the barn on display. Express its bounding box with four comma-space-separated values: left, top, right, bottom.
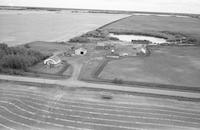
75, 48, 87, 55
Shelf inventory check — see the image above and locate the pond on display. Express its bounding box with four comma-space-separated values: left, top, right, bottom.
110, 33, 167, 45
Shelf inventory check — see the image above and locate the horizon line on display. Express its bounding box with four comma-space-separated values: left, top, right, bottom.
0, 5, 200, 15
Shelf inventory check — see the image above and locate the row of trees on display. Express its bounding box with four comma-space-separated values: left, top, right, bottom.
69, 29, 119, 43
0, 43, 47, 74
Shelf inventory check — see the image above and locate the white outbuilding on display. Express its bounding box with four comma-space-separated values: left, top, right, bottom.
44, 56, 61, 65
75, 48, 87, 55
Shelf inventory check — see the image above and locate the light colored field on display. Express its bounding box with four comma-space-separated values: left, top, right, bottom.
0, 82, 200, 130
25, 41, 69, 54
99, 46, 200, 87
102, 15, 200, 40
0, 10, 128, 46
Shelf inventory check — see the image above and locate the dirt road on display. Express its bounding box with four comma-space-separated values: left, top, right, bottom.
0, 73, 200, 99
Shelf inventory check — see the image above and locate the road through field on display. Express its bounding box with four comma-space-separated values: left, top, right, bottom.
0, 73, 200, 99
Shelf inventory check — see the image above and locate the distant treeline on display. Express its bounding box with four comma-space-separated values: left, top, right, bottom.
0, 43, 47, 74
69, 29, 119, 43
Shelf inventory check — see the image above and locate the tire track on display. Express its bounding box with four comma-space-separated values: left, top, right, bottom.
0, 113, 38, 130
1, 89, 200, 116
0, 122, 15, 130
1, 101, 144, 130
1, 97, 199, 130
1, 88, 200, 130
2, 92, 200, 120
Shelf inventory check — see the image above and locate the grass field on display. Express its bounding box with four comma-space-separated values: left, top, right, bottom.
24, 41, 69, 55
99, 46, 200, 87
101, 15, 200, 41
0, 82, 200, 130
0, 10, 128, 46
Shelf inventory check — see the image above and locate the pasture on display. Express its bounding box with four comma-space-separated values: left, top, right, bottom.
101, 15, 200, 41
0, 10, 128, 46
0, 82, 200, 130
99, 46, 200, 88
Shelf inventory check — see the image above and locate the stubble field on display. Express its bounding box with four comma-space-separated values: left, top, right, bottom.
0, 82, 200, 130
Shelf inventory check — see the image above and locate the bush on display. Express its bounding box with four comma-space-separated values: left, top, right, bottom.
24, 44, 30, 48
112, 78, 123, 84
0, 43, 8, 50
82, 30, 109, 38
108, 37, 119, 41
69, 36, 90, 43
2, 55, 27, 70
187, 38, 197, 44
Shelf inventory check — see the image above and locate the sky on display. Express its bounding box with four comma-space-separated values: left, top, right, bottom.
0, 0, 200, 14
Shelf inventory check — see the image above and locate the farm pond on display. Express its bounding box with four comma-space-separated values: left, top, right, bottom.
110, 33, 167, 45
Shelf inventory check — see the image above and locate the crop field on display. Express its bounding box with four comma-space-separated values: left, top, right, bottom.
101, 15, 200, 41
0, 10, 128, 46
99, 46, 200, 87
0, 83, 200, 130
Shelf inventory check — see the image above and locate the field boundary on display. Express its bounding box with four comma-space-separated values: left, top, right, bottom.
91, 59, 110, 78
98, 15, 132, 30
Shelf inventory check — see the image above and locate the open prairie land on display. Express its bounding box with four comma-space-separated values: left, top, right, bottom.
99, 46, 200, 87
0, 10, 128, 46
0, 82, 200, 130
101, 15, 200, 41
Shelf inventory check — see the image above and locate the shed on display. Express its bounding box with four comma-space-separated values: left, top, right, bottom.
75, 48, 87, 55
44, 56, 61, 65
135, 44, 150, 56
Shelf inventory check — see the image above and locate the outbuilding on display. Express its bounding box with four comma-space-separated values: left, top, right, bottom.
75, 48, 87, 55
135, 44, 150, 56
44, 56, 61, 65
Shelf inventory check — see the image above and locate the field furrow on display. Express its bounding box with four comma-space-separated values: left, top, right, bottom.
0, 87, 200, 130
1, 88, 200, 114
1, 90, 200, 119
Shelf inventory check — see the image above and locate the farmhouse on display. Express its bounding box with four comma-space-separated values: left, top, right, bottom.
75, 48, 87, 55
44, 56, 61, 65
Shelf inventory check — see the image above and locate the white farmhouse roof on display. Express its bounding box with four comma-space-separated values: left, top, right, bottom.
76, 47, 87, 51
75, 47, 87, 55
44, 56, 61, 65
